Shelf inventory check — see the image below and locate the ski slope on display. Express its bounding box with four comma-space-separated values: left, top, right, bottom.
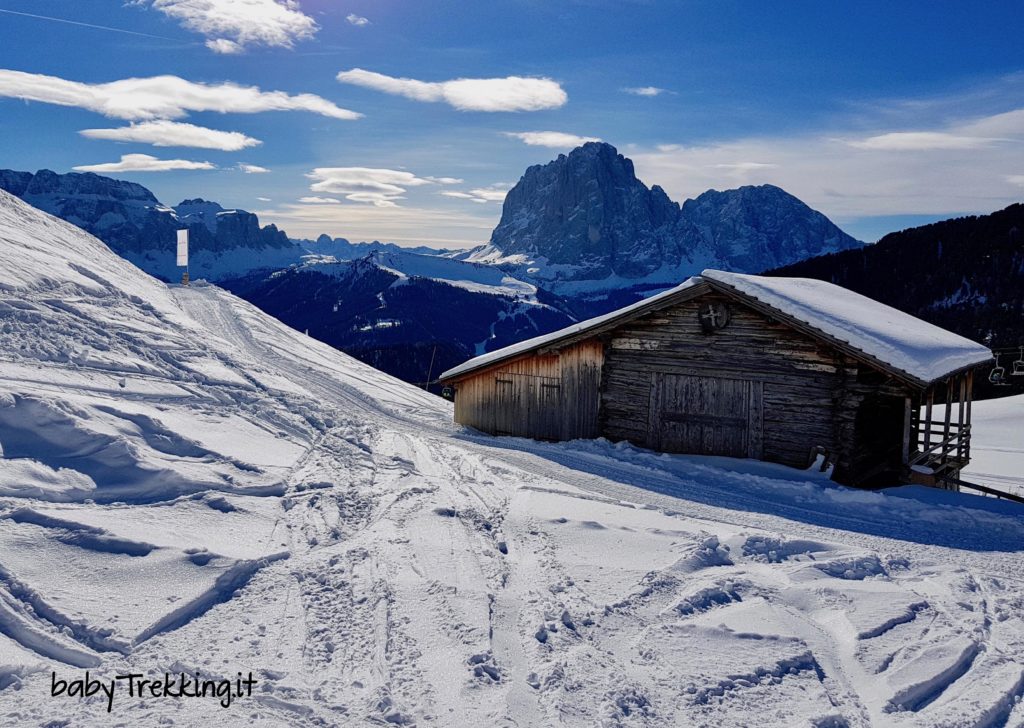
1, 190, 1023, 727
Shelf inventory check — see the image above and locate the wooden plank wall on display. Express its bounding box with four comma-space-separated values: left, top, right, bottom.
452, 339, 604, 440
600, 292, 855, 469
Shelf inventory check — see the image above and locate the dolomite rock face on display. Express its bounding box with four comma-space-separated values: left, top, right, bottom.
489, 142, 681, 278
481, 142, 861, 291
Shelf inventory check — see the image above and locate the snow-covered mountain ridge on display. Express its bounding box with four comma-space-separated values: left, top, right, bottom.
1, 189, 1023, 726
0, 169, 303, 282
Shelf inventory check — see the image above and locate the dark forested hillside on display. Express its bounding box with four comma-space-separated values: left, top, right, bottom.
222, 259, 574, 391
770, 204, 1024, 396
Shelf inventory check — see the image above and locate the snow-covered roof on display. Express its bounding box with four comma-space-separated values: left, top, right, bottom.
440, 269, 992, 386
701, 270, 992, 385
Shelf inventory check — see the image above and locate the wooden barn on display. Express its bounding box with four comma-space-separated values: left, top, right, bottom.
439, 269, 993, 488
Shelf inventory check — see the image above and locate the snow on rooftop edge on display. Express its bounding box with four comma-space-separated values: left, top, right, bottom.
701, 269, 992, 383
439, 277, 701, 380
441, 269, 992, 384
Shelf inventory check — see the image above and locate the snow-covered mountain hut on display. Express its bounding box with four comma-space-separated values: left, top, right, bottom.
440, 270, 993, 488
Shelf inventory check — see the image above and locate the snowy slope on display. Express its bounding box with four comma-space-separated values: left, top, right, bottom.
1, 190, 1024, 727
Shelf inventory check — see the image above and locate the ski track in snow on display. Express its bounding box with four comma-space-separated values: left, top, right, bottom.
0, 192, 1022, 726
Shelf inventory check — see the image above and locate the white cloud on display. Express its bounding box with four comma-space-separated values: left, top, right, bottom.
630, 113, 1024, 221
298, 196, 341, 204
425, 176, 463, 185
72, 154, 215, 173
79, 120, 261, 151
441, 184, 509, 204
143, 0, 317, 52
257, 196, 272, 202
336, 68, 567, 112
712, 162, 779, 172
623, 86, 668, 97
846, 131, 999, 151
254, 202, 496, 248
306, 167, 442, 207
346, 14, 369, 27
504, 131, 601, 148
206, 38, 244, 54
238, 163, 269, 173
0, 69, 362, 121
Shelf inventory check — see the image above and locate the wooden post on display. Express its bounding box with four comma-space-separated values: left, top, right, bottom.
957, 374, 966, 463
965, 370, 973, 462
924, 388, 934, 451
943, 378, 953, 467
902, 396, 912, 465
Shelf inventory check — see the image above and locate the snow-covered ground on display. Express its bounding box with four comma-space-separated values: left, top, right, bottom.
964, 394, 1024, 499
1, 190, 1023, 727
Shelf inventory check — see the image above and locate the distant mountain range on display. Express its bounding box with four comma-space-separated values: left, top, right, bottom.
0, 169, 450, 282
0, 146, 874, 388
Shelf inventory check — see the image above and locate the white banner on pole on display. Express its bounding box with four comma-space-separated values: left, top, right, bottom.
176, 229, 189, 267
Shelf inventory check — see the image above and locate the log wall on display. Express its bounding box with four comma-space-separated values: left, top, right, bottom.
452, 339, 604, 440
599, 292, 901, 473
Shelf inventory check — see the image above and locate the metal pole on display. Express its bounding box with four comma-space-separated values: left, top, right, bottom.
424, 345, 437, 392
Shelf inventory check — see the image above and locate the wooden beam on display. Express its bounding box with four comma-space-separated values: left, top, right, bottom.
965, 370, 973, 462
943, 377, 953, 466
957, 374, 966, 462
924, 388, 934, 451
902, 396, 912, 465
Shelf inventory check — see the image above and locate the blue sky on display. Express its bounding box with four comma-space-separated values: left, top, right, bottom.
1, 1, 1022, 247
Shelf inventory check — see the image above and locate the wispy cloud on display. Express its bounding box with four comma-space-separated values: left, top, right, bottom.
425, 176, 463, 185
237, 163, 269, 173
632, 104, 1024, 220
72, 153, 215, 173
255, 203, 496, 248
712, 162, 778, 172
504, 131, 601, 148
79, 120, 261, 151
298, 196, 341, 204
336, 68, 567, 112
846, 131, 1000, 151
0, 69, 361, 121
257, 196, 272, 202
623, 86, 668, 97
346, 13, 369, 27
306, 167, 443, 207
441, 184, 510, 204
205, 38, 244, 54
139, 0, 317, 53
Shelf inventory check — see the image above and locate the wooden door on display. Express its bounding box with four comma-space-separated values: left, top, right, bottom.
493, 372, 561, 440
649, 373, 762, 458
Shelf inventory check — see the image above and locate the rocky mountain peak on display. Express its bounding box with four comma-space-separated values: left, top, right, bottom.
479, 144, 861, 292
489, 142, 681, 276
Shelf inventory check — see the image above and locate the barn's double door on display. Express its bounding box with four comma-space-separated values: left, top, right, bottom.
494, 372, 562, 440
648, 373, 763, 458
